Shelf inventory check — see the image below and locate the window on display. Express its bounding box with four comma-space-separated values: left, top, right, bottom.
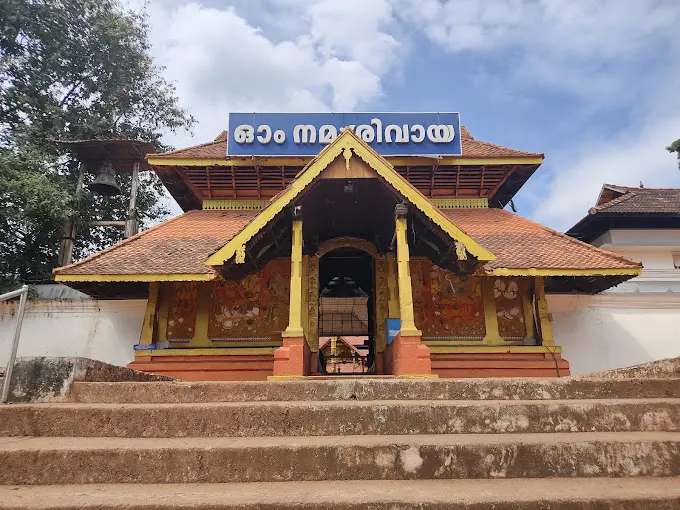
673, 252, 680, 270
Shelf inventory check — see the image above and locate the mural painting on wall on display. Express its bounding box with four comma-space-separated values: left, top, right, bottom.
209, 258, 291, 339
494, 278, 527, 341
410, 260, 485, 339
167, 282, 198, 341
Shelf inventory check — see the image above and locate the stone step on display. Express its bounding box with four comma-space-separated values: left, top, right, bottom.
69, 377, 680, 403
1, 478, 680, 509
2, 398, 678, 437
2, 432, 679, 484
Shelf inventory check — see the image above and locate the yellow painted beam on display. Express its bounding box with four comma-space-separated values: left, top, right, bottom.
134, 347, 277, 357
55, 273, 217, 282
148, 156, 544, 167
191, 282, 212, 346
139, 282, 159, 346
522, 279, 536, 342
481, 278, 502, 345
427, 345, 562, 354
283, 220, 304, 338
387, 253, 400, 318
486, 268, 641, 277
395, 217, 421, 337
206, 129, 496, 266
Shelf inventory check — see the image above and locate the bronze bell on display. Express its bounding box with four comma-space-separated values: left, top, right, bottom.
89, 160, 122, 196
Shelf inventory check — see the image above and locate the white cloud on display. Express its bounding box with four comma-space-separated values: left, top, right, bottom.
531, 113, 680, 231
144, 1, 395, 150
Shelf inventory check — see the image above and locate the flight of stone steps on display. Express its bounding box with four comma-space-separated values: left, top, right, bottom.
0, 377, 679, 509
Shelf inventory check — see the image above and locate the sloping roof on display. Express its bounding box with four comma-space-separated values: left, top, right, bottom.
150, 127, 541, 160
592, 185, 680, 214
54, 204, 640, 282
442, 208, 641, 275
567, 184, 680, 242
206, 128, 496, 267
54, 210, 258, 281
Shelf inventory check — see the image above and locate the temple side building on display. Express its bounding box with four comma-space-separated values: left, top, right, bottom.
53, 125, 642, 380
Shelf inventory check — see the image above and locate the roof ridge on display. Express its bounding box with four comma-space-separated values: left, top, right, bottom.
151, 138, 225, 158
592, 191, 638, 212
465, 138, 543, 157
500, 209, 641, 268
53, 211, 198, 275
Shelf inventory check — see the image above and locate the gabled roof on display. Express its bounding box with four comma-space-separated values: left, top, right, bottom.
150, 126, 541, 161
206, 128, 496, 267
567, 184, 680, 242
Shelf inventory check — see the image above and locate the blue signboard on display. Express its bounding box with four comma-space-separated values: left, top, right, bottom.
387, 319, 401, 345
227, 112, 461, 157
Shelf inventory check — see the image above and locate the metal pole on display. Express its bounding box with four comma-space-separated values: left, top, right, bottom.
1, 285, 29, 404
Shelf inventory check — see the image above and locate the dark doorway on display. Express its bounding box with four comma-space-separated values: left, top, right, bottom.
317, 248, 375, 374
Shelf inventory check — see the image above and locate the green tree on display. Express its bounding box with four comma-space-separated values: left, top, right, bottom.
668, 139, 680, 170
0, 0, 193, 290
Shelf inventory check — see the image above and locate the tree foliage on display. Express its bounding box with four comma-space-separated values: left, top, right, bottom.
0, 0, 193, 290
668, 139, 680, 170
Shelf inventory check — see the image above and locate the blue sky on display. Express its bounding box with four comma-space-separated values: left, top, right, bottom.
140, 0, 680, 230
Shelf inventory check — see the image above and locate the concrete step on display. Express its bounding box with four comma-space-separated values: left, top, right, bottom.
69, 377, 680, 403
1, 478, 680, 509
2, 432, 679, 484
2, 398, 678, 437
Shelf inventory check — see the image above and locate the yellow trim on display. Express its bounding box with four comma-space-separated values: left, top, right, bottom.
317, 237, 379, 259
395, 217, 421, 337
139, 282, 159, 346
431, 198, 488, 209
55, 273, 217, 282
148, 156, 544, 167
486, 268, 641, 277
135, 347, 276, 357
534, 276, 555, 347
282, 220, 304, 338
267, 375, 308, 380
203, 199, 270, 210
192, 282, 211, 344
481, 278, 502, 344
427, 345, 562, 354
206, 129, 495, 266
398, 374, 439, 379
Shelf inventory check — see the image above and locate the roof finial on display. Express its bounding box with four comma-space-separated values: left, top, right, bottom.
639, 181, 644, 188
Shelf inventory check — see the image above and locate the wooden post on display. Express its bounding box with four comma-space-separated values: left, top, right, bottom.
534, 276, 555, 346
283, 220, 304, 337
387, 252, 400, 318
394, 215, 421, 337
57, 163, 84, 267
124, 161, 140, 238
139, 282, 160, 346
481, 278, 502, 344
522, 279, 536, 343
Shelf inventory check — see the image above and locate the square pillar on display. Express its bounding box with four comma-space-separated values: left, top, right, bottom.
392, 209, 434, 377
534, 276, 555, 347
272, 220, 310, 378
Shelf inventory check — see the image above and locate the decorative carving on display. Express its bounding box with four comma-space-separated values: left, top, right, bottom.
208, 259, 290, 339
410, 260, 485, 339
394, 202, 408, 219
167, 282, 198, 341
235, 244, 246, 264
317, 236, 379, 259
307, 255, 319, 350
375, 255, 388, 353
494, 278, 527, 341
343, 147, 352, 173
455, 241, 468, 261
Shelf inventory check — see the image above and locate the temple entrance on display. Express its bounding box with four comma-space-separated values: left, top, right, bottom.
317, 248, 375, 374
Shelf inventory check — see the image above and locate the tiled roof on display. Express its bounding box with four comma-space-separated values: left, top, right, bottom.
150, 127, 541, 160
442, 208, 641, 272
54, 210, 258, 277
55, 206, 639, 279
592, 186, 680, 214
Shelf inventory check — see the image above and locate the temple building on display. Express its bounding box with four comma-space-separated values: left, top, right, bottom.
53, 118, 642, 380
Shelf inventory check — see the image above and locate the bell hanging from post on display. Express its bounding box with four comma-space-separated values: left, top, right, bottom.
89, 160, 122, 196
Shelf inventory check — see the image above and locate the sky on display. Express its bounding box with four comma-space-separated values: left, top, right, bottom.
137, 0, 680, 231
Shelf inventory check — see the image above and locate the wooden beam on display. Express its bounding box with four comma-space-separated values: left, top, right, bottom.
455, 165, 460, 196
230, 166, 236, 198
429, 163, 439, 197
205, 168, 212, 199
479, 165, 486, 196
487, 164, 517, 198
